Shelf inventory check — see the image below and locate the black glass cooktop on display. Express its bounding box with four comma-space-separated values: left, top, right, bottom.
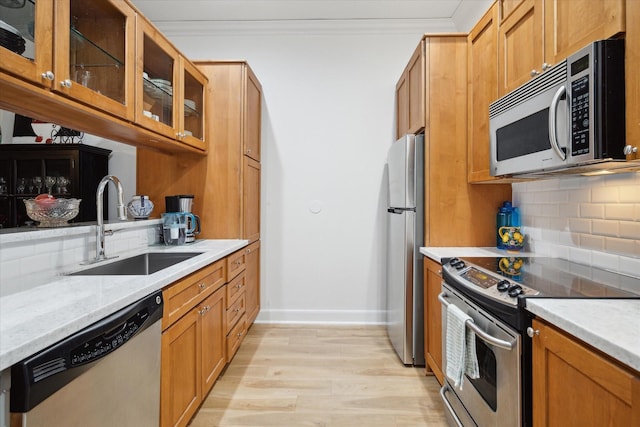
458, 256, 640, 299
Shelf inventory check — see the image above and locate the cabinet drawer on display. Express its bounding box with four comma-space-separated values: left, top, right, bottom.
226, 271, 246, 307
226, 314, 246, 362
226, 293, 246, 334
227, 249, 246, 281
162, 258, 226, 330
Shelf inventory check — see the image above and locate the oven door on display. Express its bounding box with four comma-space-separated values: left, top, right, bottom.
439, 283, 521, 427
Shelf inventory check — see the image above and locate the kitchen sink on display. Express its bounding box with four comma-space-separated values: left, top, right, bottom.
69, 252, 203, 276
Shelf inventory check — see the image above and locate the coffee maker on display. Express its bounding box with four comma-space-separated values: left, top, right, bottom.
165, 194, 201, 243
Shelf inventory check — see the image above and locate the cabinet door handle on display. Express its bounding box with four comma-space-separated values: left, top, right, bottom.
530, 69, 540, 77
60, 79, 72, 88
526, 327, 540, 338
198, 282, 206, 290
41, 71, 54, 80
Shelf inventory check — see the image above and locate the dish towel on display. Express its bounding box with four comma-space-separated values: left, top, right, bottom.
445, 304, 480, 388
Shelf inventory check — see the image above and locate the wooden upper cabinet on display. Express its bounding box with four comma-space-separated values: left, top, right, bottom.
498, 0, 543, 96
244, 66, 262, 161
627, 0, 640, 159
1, 0, 136, 120
0, 0, 54, 87
531, 319, 640, 427
544, 0, 625, 65
395, 40, 425, 138
468, 2, 500, 183
135, 15, 207, 150
498, 0, 625, 96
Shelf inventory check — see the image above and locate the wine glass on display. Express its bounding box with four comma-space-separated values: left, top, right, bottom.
32, 176, 42, 194
45, 176, 56, 195
56, 176, 69, 194
17, 177, 26, 194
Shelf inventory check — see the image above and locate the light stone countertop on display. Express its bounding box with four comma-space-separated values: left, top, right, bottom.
525, 299, 640, 373
421, 246, 640, 373
0, 239, 247, 371
420, 246, 533, 263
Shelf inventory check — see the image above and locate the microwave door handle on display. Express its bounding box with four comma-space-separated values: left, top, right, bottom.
548, 85, 567, 161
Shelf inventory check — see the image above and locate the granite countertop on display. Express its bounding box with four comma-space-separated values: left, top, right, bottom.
526, 299, 640, 373
0, 239, 247, 371
421, 246, 640, 373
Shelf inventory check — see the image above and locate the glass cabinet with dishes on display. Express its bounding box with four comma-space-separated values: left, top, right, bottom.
0, 0, 136, 121
0, 144, 110, 228
136, 15, 206, 150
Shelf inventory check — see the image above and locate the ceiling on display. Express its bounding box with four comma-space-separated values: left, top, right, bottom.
129, 0, 489, 25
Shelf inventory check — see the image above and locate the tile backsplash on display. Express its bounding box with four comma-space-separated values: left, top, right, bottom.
512, 172, 640, 277
0, 221, 161, 296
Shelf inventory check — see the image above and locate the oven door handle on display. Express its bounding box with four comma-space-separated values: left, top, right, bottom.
438, 292, 515, 351
439, 385, 465, 427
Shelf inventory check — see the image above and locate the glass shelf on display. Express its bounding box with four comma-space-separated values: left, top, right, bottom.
69, 27, 123, 69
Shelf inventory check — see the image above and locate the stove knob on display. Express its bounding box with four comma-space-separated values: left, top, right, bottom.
507, 284, 523, 297
497, 280, 510, 292
448, 258, 459, 266
454, 261, 466, 270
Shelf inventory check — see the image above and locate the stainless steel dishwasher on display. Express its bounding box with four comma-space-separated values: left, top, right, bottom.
9, 291, 163, 427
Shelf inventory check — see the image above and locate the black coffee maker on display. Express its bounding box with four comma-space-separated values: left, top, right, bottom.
165, 195, 201, 243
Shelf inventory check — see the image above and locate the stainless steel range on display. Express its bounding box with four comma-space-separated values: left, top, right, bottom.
439, 256, 640, 427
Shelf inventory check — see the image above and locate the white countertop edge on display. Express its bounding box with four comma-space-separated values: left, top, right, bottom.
526, 299, 640, 373
0, 239, 247, 371
420, 246, 535, 263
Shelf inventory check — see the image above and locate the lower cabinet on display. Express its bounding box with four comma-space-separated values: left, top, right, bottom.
225, 271, 247, 362
423, 257, 444, 384
160, 260, 227, 427
532, 319, 640, 427
244, 241, 260, 325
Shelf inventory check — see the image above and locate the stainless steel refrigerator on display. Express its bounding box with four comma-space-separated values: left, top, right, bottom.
386, 133, 424, 366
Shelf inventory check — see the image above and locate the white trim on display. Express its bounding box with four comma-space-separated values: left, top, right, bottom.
154, 18, 457, 37
256, 308, 386, 325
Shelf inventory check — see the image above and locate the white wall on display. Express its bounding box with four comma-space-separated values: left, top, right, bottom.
154, 19, 460, 323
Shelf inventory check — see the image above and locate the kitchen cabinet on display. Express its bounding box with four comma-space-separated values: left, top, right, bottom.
194, 61, 262, 243
161, 259, 227, 427
0, 0, 136, 121
244, 240, 261, 325
531, 319, 640, 427
0, 0, 207, 155
423, 257, 443, 384
0, 144, 110, 228
398, 34, 511, 246
395, 40, 425, 139
626, 0, 640, 160
497, 0, 625, 96
225, 272, 247, 362
135, 15, 207, 150
467, 2, 500, 183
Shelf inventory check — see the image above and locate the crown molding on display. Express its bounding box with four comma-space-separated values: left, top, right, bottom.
154, 18, 458, 37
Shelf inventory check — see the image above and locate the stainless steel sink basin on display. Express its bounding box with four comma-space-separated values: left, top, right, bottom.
69, 252, 203, 276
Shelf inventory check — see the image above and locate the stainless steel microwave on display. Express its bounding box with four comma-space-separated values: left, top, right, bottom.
489, 39, 626, 177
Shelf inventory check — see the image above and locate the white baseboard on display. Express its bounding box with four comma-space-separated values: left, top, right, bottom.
255, 309, 386, 325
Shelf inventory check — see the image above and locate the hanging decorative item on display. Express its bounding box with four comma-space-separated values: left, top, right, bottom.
51, 126, 84, 144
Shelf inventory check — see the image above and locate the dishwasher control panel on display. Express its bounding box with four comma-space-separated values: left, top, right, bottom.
70, 309, 150, 366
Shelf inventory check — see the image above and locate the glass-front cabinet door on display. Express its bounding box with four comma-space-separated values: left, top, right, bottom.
180, 57, 206, 150
53, 0, 135, 120
0, 0, 54, 87
136, 16, 179, 140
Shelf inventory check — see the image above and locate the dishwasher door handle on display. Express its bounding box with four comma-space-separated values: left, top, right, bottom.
438, 291, 514, 351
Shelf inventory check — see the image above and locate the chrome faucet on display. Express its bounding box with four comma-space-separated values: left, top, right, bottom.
93, 175, 127, 262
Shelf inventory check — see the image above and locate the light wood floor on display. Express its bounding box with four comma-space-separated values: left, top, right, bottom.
189, 324, 447, 427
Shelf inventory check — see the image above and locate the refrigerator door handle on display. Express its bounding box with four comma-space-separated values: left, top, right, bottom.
387, 207, 416, 214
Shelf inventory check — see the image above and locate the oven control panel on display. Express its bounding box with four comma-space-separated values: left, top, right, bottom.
445, 258, 539, 305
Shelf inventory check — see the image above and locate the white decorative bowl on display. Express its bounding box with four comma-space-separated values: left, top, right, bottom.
24, 198, 81, 227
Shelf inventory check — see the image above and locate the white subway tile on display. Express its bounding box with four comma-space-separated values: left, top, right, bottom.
579, 234, 605, 251
590, 251, 619, 272
568, 188, 591, 203
592, 219, 619, 237
580, 203, 604, 219
541, 204, 560, 217
568, 218, 591, 233
605, 237, 636, 255
619, 221, 640, 240
605, 204, 636, 220
619, 184, 640, 203
618, 257, 640, 279
558, 203, 580, 218
568, 247, 591, 265
592, 186, 620, 203
0, 242, 34, 262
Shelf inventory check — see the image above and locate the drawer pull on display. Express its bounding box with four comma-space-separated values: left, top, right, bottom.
236, 284, 242, 289
198, 283, 206, 290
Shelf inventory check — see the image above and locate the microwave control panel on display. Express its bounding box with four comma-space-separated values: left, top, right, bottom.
570, 75, 590, 156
